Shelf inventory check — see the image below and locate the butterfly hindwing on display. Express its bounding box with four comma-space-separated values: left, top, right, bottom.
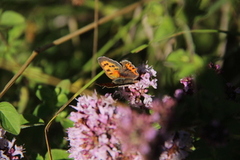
119, 60, 139, 79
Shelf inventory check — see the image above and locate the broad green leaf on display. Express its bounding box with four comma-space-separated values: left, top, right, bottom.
0, 11, 25, 25
36, 154, 44, 160
145, 1, 164, 26
153, 16, 176, 42
8, 23, 25, 41
55, 79, 71, 95
166, 49, 204, 80
56, 112, 74, 129
57, 93, 69, 106
45, 149, 71, 160
0, 102, 21, 135
55, 80, 70, 106
60, 118, 74, 129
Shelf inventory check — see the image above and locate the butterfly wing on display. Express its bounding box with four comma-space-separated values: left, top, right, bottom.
96, 82, 121, 88
98, 56, 122, 80
119, 60, 139, 79
112, 77, 138, 85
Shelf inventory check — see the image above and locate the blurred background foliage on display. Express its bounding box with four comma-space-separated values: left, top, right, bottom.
1, 0, 240, 159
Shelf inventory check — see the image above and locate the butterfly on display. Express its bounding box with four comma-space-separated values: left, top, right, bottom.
98, 56, 139, 87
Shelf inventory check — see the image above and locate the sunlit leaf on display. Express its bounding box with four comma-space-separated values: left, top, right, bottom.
166, 49, 204, 80
45, 149, 70, 160
56, 93, 68, 106
0, 102, 21, 135
1, 11, 25, 25
55, 79, 71, 95
36, 154, 44, 160
153, 16, 176, 42
8, 23, 26, 41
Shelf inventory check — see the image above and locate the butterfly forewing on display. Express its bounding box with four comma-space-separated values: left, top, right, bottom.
98, 56, 139, 87
98, 56, 122, 79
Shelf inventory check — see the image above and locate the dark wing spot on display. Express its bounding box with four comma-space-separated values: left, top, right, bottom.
102, 63, 109, 67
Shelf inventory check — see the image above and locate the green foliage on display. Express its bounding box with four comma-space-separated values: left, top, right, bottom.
55, 80, 71, 106
0, 10, 25, 41
1, 11, 25, 25
166, 49, 204, 80
45, 149, 71, 160
153, 16, 176, 42
0, 10, 26, 61
0, 102, 21, 135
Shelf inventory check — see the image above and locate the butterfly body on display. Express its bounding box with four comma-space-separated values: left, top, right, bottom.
98, 56, 139, 86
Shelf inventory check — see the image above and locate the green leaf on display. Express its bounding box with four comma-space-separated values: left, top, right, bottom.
57, 93, 69, 106
55, 80, 70, 106
8, 23, 25, 41
166, 49, 204, 80
56, 79, 71, 95
145, 2, 164, 26
153, 16, 176, 42
56, 112, 74, 129
0, 102, 21, 135
60, 118, 74, 129
0, 11, 25, 25
36, 154, 44, 160
45, 149, 71, 160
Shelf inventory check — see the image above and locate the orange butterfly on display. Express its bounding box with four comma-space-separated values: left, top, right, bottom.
98, 56, 139, 87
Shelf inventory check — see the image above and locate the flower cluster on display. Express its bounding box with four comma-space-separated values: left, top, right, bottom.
159, 130, 193, 160
151, 96, 177, 129
67, 92, 163, 160
114, 64, 157, 108
180, 77, 194, 95
208, 62, 221, 74
67, 92, 121, 160
0, 129, 24, 160
116, 106, 160, 159
174, 77, 194, 100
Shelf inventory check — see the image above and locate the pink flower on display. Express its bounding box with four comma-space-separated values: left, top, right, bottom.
159, 131, 193, 160
115, 106, 160, 159
67, 92, 149, 160
0, 129, 24, 160
67, 91, 121, 160
208, 62, 221, 74
180, 77, 194, 94
114, 64, 157, 108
